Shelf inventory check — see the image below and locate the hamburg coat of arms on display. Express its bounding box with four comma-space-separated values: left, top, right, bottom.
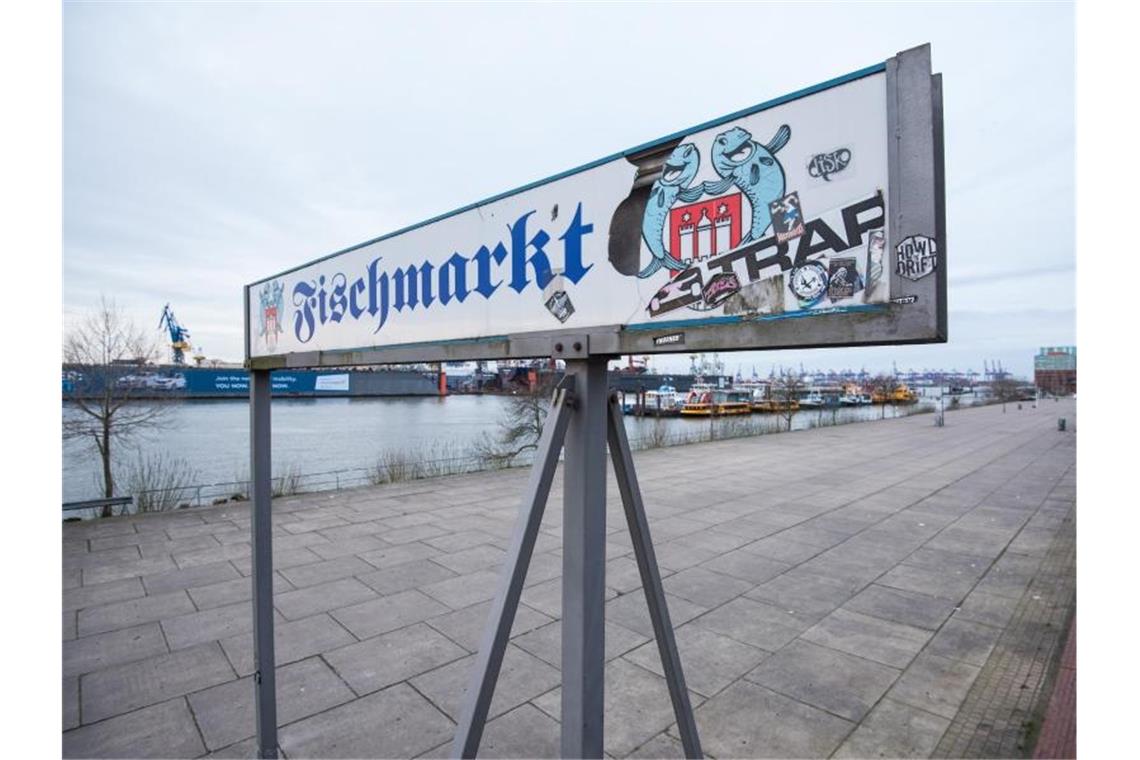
607, 122, 793, 314
258, 280, 285, 350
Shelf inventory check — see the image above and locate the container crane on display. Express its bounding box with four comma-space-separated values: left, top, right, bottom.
158, 304, 192, 365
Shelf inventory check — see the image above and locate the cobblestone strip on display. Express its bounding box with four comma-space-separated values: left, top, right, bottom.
1032, 617, 1076, 759
933, 462, 1076, 758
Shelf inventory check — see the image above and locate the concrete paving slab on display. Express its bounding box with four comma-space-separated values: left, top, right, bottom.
161, 601, 261, 651
274, 576, 377, 620
744, 639, 900, 722
64, 622, 169, 677
63, 676, 79, 731
844, 584, 958, 631
834, 698, 951, 758
693, 679, 854, 758
888, 652, 982, 720
691, 596, 808, 650
420, 569, 503, 610
140, 561, 242, 596
514, 619, 649, 667
605, 590, 708, 639
186, 571, 293, 610
953, 589, 1020, 629
63, 698, 205, 759
357, 558, 457, 596
63, 577, 145, 613
624, 621, 768, 698
801, 608, 932, 669
424, 599, 553, 654
534, 658, 702, 758
331, 589, 451, 640
278, 683, 455, 759
431, 544, 507, 575
77, 590, 196, 637
278, 554, 373, 588
80, 641, 235, 723
411, 643, 561, 722
324, 622, 467, 696
187, 656, 355, 751
924, 617, 1003, 667
219, 613, 356, 677
747, 570, 860, 622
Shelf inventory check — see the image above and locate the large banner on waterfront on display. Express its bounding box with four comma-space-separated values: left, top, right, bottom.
247, 46, 944, 366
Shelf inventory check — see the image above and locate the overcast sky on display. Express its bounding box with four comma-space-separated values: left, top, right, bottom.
63, 1, 1074, 378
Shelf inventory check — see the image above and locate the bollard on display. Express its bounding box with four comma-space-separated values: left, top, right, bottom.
1018, 403, 1022, 410
1058, 418, 1066, 432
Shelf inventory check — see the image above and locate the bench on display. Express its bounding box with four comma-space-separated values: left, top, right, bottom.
62, 496, 133, 516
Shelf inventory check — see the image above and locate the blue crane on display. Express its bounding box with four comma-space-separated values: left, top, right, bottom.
158, 304, 192, 365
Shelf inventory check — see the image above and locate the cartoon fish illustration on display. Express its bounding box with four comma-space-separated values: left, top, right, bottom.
704, 125, 791, 244
638, 143, 703, 279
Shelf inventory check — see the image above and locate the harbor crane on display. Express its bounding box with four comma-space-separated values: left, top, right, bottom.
158, 303, 193, 365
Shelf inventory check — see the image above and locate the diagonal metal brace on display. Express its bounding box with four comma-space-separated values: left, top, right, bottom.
606, 392, 703, 758
451, 375, 576, 758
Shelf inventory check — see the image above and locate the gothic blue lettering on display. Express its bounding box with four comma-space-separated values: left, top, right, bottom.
560, 203, 594, 284
509, 210, 553, 294
439, 252, 470, 305
473, 242, 507, 299
329, 274, 348, 323
290, 206, 595, 341
292, 281, 317, 343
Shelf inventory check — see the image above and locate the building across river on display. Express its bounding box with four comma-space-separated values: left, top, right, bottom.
1034, 346, 1076, 396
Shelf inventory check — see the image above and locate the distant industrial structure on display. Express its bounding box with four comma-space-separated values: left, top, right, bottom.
1034, 346, 1077, 396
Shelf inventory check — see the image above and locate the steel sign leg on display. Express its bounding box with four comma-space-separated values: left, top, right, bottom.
452, 378, 576, 758
561, 356, 609, 759
606, 393, 703, 758
250, 370, 278, 759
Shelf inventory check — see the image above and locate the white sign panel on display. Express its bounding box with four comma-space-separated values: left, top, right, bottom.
248, 49, 944, 365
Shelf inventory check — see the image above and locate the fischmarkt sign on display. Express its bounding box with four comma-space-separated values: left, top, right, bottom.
246, 44, 945, 369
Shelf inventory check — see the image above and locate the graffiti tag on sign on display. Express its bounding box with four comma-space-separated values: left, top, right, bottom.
653, 332, 685, 347
807, 148, 852, 182
895, 235, 938, 281
701, 272, 741, 307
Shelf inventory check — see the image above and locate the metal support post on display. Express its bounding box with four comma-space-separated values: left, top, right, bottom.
250, 370, 278, 759
452, 379, 576, 758
561, 356, 609, 759
606, 394, 703, 758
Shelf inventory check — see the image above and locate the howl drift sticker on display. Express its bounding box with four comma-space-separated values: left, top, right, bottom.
895, 235, 938, 281
769, 191, 805, 243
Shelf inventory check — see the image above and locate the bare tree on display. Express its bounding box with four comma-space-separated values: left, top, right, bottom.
63, 298, 174, 514
771, 370, 804, 432
476, 371, 557, 466
871, 374, 900, 420
990, 376, 1020, 413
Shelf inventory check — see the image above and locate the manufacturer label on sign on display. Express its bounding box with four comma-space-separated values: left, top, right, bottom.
895, 235, 938, 281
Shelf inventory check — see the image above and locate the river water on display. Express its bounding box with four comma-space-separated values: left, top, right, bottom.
62, 394, 934, 504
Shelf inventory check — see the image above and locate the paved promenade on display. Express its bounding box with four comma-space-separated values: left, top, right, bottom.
62, 400, 1076, 759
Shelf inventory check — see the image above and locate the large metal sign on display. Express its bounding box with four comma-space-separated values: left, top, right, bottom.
246, 44, 944, 369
